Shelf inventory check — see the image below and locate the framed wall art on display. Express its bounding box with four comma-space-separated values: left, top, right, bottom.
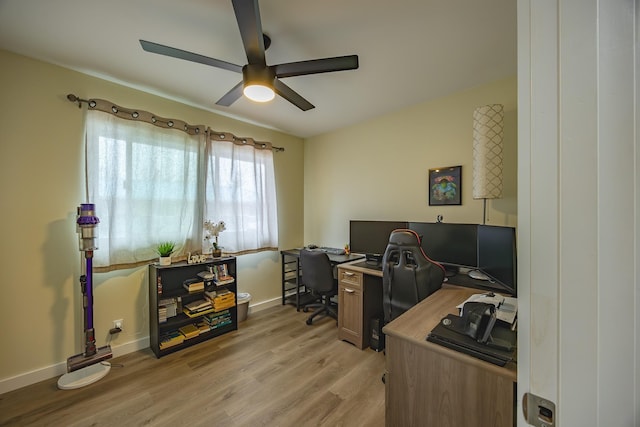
429, 165, 462, 205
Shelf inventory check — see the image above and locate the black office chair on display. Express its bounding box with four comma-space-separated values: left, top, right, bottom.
382, 229, 446, 324
300, 249, 338, 325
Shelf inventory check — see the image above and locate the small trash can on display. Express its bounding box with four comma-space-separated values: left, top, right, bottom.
237, 292, 251, 322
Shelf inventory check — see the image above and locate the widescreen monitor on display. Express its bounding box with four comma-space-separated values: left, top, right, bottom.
408, 222, 478, 269
477, 225, 517, 296
349, 220, 408, 256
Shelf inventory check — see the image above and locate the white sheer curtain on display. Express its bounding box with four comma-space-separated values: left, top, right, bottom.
84, 108, 279, 269
85, 110, 205, 269
203, 137, 278, 254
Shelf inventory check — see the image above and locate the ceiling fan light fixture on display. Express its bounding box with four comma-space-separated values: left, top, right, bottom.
242, 64, 276, 103
243, 84, 275, 102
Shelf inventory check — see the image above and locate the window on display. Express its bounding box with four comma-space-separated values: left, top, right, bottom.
204, 138, 278, 255
85, 110, 278, 269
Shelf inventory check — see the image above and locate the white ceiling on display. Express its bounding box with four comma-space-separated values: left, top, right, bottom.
0, 0, 516, 138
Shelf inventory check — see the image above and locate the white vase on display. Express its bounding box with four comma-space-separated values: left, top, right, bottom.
159, 256, 171, 266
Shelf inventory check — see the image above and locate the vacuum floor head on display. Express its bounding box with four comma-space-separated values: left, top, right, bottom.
67, 345, 112, 373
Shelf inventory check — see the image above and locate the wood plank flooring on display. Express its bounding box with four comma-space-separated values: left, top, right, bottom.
0, 304, 386, 427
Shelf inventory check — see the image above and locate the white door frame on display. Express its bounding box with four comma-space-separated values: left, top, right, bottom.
517, 1, 639, 425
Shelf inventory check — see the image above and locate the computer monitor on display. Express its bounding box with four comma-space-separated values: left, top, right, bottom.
477, 225, 517, 296
349, 220, 408, 256
408, 222, 478, 269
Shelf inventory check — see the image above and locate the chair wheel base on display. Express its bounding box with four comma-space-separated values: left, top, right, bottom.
306, 318, 313, 325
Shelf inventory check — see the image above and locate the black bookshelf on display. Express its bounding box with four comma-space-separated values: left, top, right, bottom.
148, 256, 237, 358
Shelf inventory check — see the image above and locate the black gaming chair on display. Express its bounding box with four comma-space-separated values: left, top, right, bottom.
382, 229, 446, 324
300, 249, 338, 325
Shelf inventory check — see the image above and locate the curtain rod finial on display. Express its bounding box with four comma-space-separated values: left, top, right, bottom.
67, 93, 82, 108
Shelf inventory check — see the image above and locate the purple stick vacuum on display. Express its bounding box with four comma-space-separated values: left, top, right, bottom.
66, 204, 112, 372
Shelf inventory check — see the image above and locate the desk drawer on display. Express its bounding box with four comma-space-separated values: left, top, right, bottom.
338, 269, 362, 288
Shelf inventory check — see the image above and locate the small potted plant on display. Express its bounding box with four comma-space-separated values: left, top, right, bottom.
204, 220, 226, 258
156, 241, 176, 266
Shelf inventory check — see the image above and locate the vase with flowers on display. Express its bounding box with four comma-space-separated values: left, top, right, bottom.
204, 219, 226, 258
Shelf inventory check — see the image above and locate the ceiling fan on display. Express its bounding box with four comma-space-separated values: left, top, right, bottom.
140, 0, 359, 111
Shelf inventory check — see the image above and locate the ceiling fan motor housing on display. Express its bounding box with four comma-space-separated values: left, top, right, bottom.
243, 64, 275, 87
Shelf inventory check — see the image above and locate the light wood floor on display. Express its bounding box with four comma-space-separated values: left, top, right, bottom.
0, 304, 386, 427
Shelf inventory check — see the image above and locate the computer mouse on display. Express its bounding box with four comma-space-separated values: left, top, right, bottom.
307, 244, 318, 249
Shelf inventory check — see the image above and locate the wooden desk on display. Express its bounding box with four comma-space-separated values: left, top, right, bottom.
337, 260, 383, 349
383, 284, 517, 427
280, 249, 364, 310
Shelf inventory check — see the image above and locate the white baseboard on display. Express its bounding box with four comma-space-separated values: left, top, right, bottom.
0, 336, 149, 395
0, 298, 283, 395
246, 296, 282, 314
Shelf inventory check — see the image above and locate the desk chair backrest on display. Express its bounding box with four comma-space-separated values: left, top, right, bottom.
300, 249, 335, 294
382, 229, 446, 324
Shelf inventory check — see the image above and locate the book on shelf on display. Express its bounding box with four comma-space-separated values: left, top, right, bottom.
210, 319, 233, 330
196, 320, 211, 333
203, 310, 232, 327
215, 263, 228, 277
183, 307, 216, 318
204, 290, 217, 301
159, 297, 178, 318
216, 288, 235, 299
212, 290, 236, 311
214, 264, 234, 285
215, 277, 235, 285
214, 303, 235, 312
179, 323, 200, 339
159, 331, 185, 349
184, 298, 212, 313
158, 306, 167, 323
203, 310, 231, 321
183, 278, 205, 292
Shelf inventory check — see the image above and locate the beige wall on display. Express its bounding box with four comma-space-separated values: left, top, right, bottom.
0, 50, 304, 388
0, 48, 515, 391
303, 77, 517, 247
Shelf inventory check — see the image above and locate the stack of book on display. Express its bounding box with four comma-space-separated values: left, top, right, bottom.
196, 320, 212, 333
214, 264, 235, 286
158, 306, 167, 324
183, 278, 205, 293
158, 297, 178, 323
159, 331, 185, 350
212, 289, 236, 312
178, 323, 200, 340
202, 310, 232, 330
183, 298, 214, 317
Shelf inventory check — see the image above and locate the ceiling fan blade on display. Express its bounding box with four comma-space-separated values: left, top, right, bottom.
272, 55, 359, 78
140, 40, 242, 73
231, 0, 266, 66
216, 81, 245, 106
273, 79, 314, 111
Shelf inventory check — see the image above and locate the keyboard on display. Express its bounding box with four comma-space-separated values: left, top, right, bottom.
318, 246, 346, 255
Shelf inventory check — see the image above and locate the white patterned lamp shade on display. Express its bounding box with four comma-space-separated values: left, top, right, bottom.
473, 104, 504, 199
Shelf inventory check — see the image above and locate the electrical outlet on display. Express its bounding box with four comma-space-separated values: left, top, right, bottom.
114, 319, 123, 330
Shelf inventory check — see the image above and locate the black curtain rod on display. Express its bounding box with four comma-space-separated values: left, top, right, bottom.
67, 94, 284, 152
